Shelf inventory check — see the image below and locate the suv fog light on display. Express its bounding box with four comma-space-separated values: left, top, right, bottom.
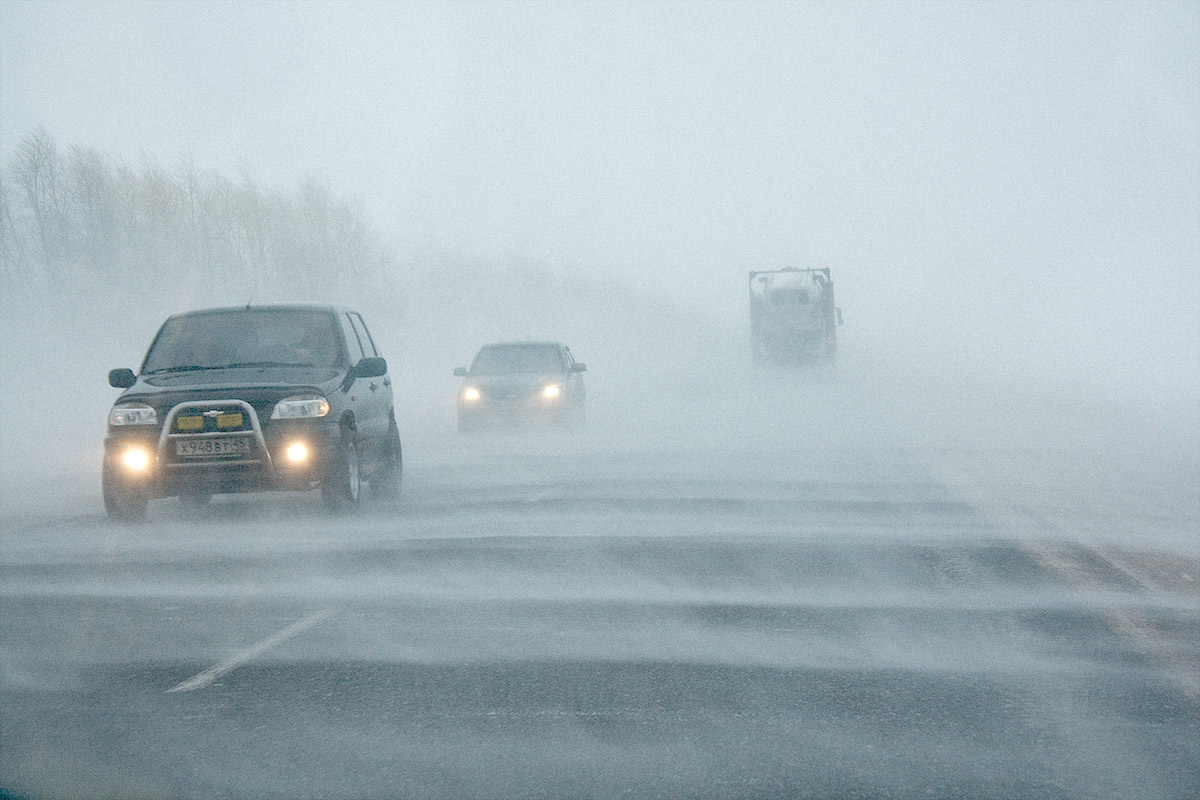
285, 442, 309, 463
123, 448, 151, 471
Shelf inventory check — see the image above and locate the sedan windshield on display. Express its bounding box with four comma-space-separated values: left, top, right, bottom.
142, 310, 342, 373
471, 344, 563, 374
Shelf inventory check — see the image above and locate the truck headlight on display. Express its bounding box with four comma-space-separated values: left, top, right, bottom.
271, 395, 330, 419
109, 403, 158, 426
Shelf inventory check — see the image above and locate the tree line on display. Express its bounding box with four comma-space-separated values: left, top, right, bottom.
0, 127, 394, 305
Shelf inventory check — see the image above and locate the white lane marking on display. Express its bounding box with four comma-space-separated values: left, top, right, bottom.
166, 609, 334, 693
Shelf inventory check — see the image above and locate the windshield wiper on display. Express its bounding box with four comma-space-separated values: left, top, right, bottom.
145, 361, 318, 374
144, 365, 209, 374
218, 361, 317, 369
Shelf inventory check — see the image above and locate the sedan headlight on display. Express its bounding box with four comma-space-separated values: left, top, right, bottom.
109, 402, 158, 426
542, 384, 562, 400
271, 394, 330, 419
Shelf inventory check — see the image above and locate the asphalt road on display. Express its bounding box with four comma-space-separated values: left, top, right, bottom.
2, 412, 1198, 799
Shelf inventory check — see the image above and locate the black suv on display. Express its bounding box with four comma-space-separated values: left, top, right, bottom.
103, 305, 402, 518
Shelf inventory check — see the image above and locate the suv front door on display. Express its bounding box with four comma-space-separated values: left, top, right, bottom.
339, 311, 390, 457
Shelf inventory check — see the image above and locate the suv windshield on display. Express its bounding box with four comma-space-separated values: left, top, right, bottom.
142, 310, 342, 373
471, 344, 563, 375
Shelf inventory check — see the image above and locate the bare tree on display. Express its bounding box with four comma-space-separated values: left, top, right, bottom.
67, 145, 120, 283
0, 172, 28, 285
3, 127, 398, 306
8, 126, 72, 277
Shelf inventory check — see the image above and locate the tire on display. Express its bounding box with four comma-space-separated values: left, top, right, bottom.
370, 418, 402, 499
818, 347, 838, 383
321, 428, 361, 511
102, 462, 148, 521
179, 492, 212, 510
562, 402, 586, 431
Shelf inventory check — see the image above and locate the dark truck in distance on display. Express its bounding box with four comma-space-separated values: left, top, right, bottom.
103, 304, 402, 518
749, 267, 843, 372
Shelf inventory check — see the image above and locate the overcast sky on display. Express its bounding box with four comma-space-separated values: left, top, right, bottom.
2, 1, 1198, 397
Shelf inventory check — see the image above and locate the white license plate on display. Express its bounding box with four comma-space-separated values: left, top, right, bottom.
175, 437, 251, 458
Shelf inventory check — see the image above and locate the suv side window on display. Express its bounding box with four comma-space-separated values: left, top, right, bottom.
340, 313, 365, 363
349, 312, 378, 358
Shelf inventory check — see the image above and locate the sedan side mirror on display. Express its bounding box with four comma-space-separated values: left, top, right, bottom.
453, 367, 468, 377
109, 368, 136, 389
570, 363, 587, 373
354, 357, 388, 379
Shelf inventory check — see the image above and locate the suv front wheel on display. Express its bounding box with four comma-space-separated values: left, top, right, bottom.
102, 461, 149, 520
321, 428, 361, 511
370, 417, 402, 499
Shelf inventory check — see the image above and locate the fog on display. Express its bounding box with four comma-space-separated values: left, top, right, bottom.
3, 2, 1198, 388
3, 11, 1199, 796
1, 2, 1198, 522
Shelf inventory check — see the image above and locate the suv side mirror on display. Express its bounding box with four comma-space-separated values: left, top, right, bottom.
109, 368, 136, 389
354, 357, 387, 379
453, 367, 468, 377
570, 363, 587, 373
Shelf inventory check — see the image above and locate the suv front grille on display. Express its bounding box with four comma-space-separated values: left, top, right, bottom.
174, 408, 251, 433
160, 400, 270, 469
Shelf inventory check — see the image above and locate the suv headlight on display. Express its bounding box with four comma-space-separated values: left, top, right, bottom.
109, 402, 158, 426
271, 394, 330, 419
542, 384, 562, 400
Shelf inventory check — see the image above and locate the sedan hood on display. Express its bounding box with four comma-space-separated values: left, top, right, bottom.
467, 372, 565, 392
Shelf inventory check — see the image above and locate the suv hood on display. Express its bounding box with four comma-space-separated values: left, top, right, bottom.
117, 368, 343, 427
141, 365, 342, 388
